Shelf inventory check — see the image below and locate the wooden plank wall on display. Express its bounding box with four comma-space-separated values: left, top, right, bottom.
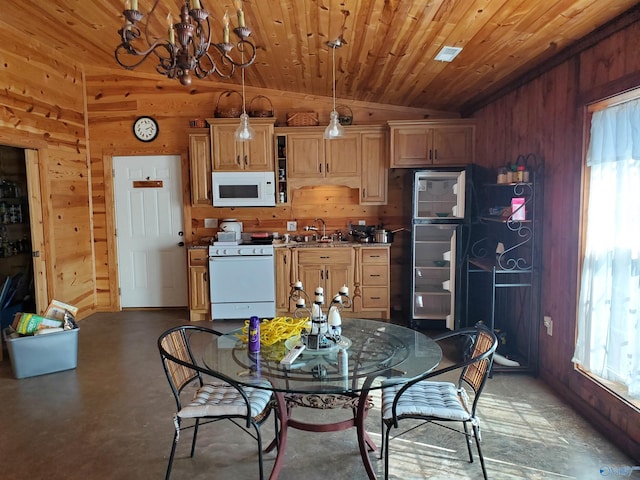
84, 68, 447, 312
472, 19, 640, 458
0, 25, 95, 318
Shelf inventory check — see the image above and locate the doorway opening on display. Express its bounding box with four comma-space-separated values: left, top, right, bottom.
0, 145, 35, 329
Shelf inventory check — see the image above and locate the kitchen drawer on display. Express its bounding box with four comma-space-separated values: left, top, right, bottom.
361, 248, 388, 264
361, 287, 389, 309
189, 249, 209, 266
297, 248, 352, 265
362, 264, 388, 286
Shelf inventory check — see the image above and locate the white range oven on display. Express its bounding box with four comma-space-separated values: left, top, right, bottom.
208, 243, 275, 319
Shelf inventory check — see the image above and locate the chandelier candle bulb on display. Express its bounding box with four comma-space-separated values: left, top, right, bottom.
223, 10, 230, 43
167, 14, 175, 44
234, 0, 245, 27
130, 0, 138, 11
192, 0, 201, 10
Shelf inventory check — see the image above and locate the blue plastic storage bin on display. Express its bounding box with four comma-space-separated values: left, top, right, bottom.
3, 327, 79, 379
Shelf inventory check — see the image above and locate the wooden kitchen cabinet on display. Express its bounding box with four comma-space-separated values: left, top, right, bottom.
276, 125, 386, 202
275, 247, 293, 314
188, 129, 212, 205
358, 247, 390, 318
207, 118, 275, 171
360, 127, 388, 204
297, 248, 354, 305
188, 248, 209, 321
283, 128, 360, 185
274, 245, 390, 319
388, 120, 475, 167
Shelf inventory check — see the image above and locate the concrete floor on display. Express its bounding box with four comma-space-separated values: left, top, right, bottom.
0, 309, 635, 480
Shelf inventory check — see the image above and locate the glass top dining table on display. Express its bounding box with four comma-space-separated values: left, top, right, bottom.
203, 317, 442, 480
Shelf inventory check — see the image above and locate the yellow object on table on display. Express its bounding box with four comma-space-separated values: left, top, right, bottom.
235, 316, 309, 346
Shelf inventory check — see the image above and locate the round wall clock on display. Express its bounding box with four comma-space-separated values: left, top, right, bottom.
132, 116, 159, 142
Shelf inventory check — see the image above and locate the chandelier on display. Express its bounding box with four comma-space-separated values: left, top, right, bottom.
115, 0, 256, 86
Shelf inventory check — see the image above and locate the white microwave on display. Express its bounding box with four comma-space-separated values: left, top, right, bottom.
212, 171, 276, 207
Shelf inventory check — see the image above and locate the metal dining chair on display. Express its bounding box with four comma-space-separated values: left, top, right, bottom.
380, 324, 498, 479
157, 325, 276, 480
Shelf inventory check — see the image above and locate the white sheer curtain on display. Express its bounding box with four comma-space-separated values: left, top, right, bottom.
573, 97, 640, 399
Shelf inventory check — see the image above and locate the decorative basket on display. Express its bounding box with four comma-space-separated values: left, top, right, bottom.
214, 90, 243, 118
336, 105, 353, 125
286, 111, 319, 127
249, 95, 274, 117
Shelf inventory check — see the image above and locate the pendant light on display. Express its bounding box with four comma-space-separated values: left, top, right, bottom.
324, 39, 345, 140
235, 51, 255, 141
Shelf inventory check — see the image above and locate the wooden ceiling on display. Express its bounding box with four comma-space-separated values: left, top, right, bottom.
9, 0, 640, 114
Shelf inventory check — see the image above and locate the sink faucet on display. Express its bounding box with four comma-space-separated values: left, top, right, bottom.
304, 218, 327, 240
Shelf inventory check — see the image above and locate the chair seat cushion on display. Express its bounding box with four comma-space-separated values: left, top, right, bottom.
381, 380, 471, 421
178, 380, 273, 419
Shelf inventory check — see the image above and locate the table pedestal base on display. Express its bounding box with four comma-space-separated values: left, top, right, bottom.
266, 389, 377, 480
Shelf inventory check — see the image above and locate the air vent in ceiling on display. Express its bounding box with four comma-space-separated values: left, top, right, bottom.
434, 46, 463, 62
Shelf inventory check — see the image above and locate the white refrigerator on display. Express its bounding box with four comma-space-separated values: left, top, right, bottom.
410, 167, 474, 329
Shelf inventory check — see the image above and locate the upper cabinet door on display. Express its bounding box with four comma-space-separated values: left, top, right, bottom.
188, 130, 212, 205
360, 129, 388, 204
390, 126, 431, 167
287, 133, 325, 177
244, 122, 275, 170
389, 120, 475, 168
325, 132, 360, 177
431, 126, 474, 165
212, 125, 242, 170
208, 118, 275, 171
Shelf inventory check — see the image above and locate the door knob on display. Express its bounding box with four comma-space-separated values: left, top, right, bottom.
178, 241, 185, 247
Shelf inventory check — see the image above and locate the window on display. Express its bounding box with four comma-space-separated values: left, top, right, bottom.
573, 95, 640, 402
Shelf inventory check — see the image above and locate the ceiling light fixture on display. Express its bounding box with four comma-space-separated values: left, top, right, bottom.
115, 0, 256, 86
235, 51, 255, 142
434, 46, 463, 63
324, 38, 345, 140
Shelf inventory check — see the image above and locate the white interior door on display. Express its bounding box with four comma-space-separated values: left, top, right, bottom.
113, 155, 187, 307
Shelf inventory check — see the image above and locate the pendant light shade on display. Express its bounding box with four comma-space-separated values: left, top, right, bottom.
324, 111, 345, 139
324, 39, 344, 140
235, 113, 255, 141
235, 53, 254, 142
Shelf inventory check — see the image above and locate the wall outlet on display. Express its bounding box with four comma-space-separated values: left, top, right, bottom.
543, 315, 553, 336
287, 221, 297, 231
204, 218, 218, 228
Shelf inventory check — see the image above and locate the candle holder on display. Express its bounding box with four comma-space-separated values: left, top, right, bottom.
288, 282, 351, 351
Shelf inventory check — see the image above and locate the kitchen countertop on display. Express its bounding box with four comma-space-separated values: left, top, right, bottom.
188, 241, 391, 249
273, 241, 390, 248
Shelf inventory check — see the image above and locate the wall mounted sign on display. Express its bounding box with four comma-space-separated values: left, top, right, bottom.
133, 180, 163, 188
